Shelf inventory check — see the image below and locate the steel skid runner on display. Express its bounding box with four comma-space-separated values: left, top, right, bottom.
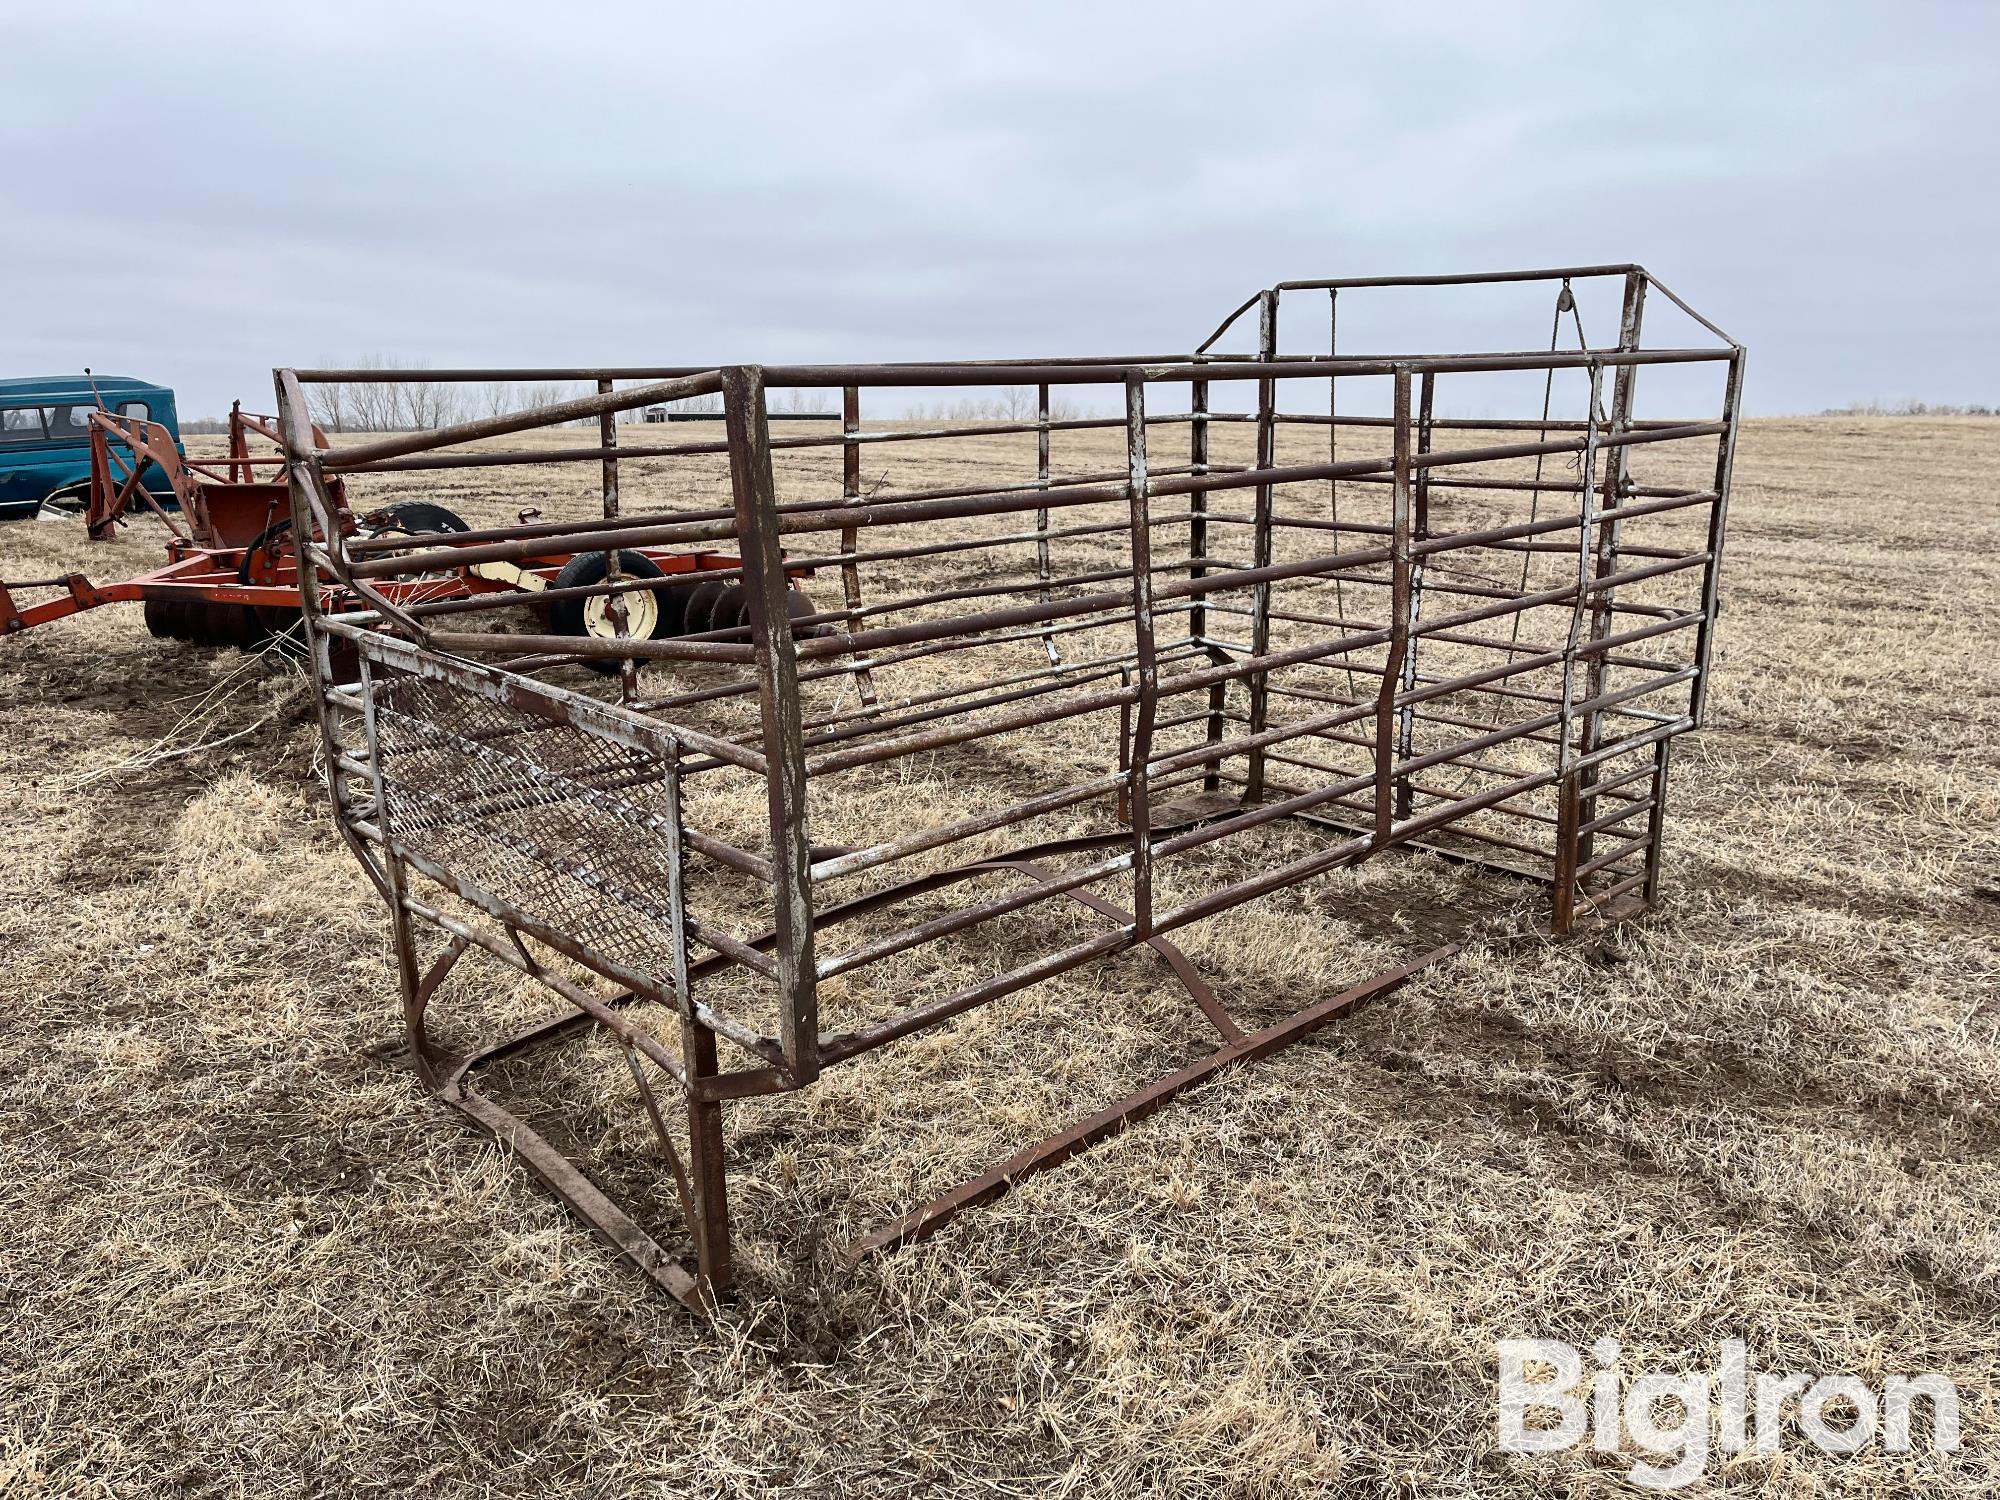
276, 265, 1743, 1312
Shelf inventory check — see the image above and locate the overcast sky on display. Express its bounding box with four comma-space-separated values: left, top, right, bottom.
2, 2, 1993, 418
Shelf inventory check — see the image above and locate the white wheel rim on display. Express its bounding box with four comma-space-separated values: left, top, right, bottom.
582, 589, 659, 642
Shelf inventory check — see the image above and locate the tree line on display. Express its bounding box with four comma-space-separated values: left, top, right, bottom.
295, 356, 1101, 431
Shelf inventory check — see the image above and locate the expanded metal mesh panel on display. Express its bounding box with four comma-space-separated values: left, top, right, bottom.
367, 662, 682, 988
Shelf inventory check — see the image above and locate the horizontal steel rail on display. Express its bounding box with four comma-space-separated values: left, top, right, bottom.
277, 265, 1741, 1309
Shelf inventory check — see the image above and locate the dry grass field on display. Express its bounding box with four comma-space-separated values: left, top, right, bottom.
0, 415, 1995, 1497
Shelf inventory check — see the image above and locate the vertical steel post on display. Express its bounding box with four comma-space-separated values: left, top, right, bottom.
598, 377, 638, 702
839, 384, 878, 708
1374, 366, 1412, 848
1552, 775, 1582, 935
1573, 273, 1646, 866
1395, 370, 1434, 821
682, 1020, 732, 1294
1326, 288, 1338, 511
352, 650, 436, 1088
1690, 348, 1746, 725
1556, 362, 1607, 774
1035, 381, 1060, 666
1552, 361, 1606, 932
1640, 737, 1675, 909
1664, 341, 1745, 912
1244, 290, 1279, 801
276, 370, 398, 910
1189, 370, 1225, 792
721, 366, 819, 1085
598, 377, 621, 519
1124, 376, 1157, 934
1187, 371, 1210, 648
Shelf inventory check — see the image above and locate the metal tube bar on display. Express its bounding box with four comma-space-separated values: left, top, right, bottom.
722, 366, 820, 1085
339, 421, 1725, 581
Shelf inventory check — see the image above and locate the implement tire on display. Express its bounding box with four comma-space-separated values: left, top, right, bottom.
549, 549, 671, 674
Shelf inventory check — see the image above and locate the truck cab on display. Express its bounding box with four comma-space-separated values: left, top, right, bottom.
0, 376, 181, 520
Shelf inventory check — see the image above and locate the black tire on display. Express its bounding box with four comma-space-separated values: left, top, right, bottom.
361, 501, 470, 538
549, 549, 671, 673
142, 597, 178, 640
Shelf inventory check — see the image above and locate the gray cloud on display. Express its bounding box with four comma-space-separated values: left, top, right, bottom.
2, 1, 1991, 416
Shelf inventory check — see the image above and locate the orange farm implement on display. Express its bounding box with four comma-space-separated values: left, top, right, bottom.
0, 402, 789, 654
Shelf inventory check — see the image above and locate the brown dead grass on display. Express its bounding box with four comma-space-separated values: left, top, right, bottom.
0, 417, 1996, 1496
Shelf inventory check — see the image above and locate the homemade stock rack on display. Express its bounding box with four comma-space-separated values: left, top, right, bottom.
276, 265, 1742, 1311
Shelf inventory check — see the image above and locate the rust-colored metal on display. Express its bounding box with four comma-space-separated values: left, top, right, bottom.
275, 266, 1743, 1315
0, 398, 764, 651
4, 402, 333, 642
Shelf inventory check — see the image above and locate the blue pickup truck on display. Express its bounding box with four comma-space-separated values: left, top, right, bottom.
0, 375, 181, 520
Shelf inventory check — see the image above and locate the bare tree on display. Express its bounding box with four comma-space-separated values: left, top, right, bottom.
305, 358, 347, 433
770, 386, 833, 416
477, 381, 520, 420
517, 381, 585, 418
305, 385, 346, 433
310, 354, 467, 432
342, 356, 402, 432
901, 387, 1091, 423
397, 374, 464, 432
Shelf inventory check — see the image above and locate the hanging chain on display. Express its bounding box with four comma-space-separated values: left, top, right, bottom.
1505, 278, 1596, 660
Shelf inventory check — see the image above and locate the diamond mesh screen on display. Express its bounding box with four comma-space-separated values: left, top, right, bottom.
367, 661, 683, 989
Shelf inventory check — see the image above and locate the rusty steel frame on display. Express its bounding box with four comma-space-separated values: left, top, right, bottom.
276, 265, 1743, 1314
0, 398, 762, 648
3, 403, 325, 640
